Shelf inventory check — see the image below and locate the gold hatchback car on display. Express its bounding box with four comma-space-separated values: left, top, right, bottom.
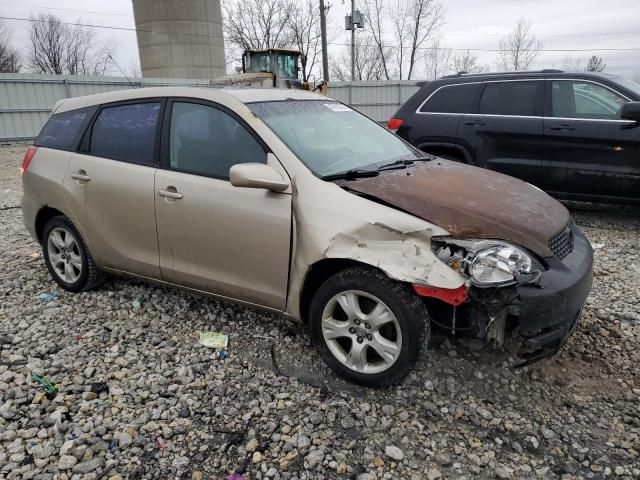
22, 87, 593, 386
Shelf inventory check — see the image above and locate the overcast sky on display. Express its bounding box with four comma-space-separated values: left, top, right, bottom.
2, 0, 640, 81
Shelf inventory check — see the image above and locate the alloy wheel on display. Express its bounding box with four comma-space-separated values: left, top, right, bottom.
321, 290, 402, 374
47, 227, 82, 283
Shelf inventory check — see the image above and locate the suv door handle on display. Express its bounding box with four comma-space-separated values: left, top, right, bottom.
464, 119, 486, 126
549, 124, 576, 131
158, 187, 183, 200
70, 170, 91, 182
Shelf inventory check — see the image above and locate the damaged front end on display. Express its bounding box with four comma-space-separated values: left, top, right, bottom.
419, 223, 593, 366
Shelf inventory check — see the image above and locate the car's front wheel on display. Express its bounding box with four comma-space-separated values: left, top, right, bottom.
41, 215, 103, 292
309, 266, 429, 387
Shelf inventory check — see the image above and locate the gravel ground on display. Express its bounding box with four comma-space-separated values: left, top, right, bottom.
1, 143, 640, 480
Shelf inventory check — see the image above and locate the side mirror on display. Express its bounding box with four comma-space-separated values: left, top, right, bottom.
620, 101, 640, 122
230, 163, 290, 192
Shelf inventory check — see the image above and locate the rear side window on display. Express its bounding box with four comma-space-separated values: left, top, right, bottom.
419, 84, 478, 113
90, 102, 161, 165
168, 101, 266, 179
36, 108, 93, 151
479, 81, 542, 116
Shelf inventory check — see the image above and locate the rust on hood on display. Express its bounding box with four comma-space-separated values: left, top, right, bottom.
343, 160, 570, 257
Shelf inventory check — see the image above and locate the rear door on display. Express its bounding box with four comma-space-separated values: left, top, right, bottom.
155, 99, 291, 309
63, 100, 163, 278
457, 79, 548, 187
544, 79, 640, 200
409, 83, 481, 157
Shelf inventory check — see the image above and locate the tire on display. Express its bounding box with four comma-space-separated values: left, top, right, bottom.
41, 215, 104, 292
309, 266, 430, 387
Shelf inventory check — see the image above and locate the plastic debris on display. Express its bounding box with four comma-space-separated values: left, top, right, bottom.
155, 436, 169, 449
198, 332, 228, 349
37, 292, 59, 302
590, 242, 605, 250
214, 350, 229, 360
31, 372, 58, 399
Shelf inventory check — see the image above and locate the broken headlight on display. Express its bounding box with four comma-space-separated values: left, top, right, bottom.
433, 239, 536, 287
469, 245, 532, 287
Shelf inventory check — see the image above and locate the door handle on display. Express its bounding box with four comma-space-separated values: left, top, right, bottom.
549, 124, 576, 131
157, 187, 183, 200
464, 119, 486, 126
70, 170, 91, 182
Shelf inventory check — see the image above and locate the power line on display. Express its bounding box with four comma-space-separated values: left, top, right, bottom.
0, 1, 133, 18
2, 14, 639, 53
327, 40, 640, 53
0, 15, 224, 41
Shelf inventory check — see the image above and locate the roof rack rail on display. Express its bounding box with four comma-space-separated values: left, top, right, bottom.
439, 69, 565, 79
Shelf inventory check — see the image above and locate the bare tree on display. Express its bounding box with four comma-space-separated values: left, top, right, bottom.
361, 0, 392, 80
560, 55, 582, 72
288, 0, 322, 82
585, 55, 606, 72
0, 23, 20, 73
423, 40, 451, 79
223, 0, 294, 52
497, 19, 542, 71
450, 49, 488, 74
29, 13, 115, 75
363, 0, 444, 80
330, 35, 387, 81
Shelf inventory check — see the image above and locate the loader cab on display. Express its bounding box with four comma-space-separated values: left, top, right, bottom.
242, 49, 301, 82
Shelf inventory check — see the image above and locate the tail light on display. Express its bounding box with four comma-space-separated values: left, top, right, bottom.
387, 117, 404, 133
20, 146, 38, 176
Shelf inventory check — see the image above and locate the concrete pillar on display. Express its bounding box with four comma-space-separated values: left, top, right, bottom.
132, 0, 226, 79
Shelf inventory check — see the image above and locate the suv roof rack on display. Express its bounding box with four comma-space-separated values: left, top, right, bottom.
440, 69, 565, 79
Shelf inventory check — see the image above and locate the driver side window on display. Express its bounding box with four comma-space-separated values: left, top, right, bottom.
551, 80, 627, 120
168, 101, 266, 179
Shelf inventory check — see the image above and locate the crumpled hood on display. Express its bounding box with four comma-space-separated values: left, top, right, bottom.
343, 160, 570, 258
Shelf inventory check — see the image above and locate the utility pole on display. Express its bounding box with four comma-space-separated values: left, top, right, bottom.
320, 0, 329, 83
350, 0, 355, 81
345, 1, 363, 81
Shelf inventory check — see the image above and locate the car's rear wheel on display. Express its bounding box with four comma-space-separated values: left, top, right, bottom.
309, 266, 429, 387
41, 216, 103, 292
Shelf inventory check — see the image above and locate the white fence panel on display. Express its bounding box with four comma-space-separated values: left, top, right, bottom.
0, 74, 422, 142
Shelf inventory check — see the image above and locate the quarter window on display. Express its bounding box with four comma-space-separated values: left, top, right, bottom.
419, 83, 478, 113
90, 102, 161, 165
168, 102, 266, 179
551, 81, 627, 119
479, 81, 542, 116
36, 108, 94, 151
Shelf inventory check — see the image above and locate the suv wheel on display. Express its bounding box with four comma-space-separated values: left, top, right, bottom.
41, 216, 103, 292
309, 266, 429, 387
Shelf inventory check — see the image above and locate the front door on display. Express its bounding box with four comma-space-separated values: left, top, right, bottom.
63, 100, 163, 278
155, 99, 291, 309
544, 79, 640, 200
457, 79, 550, 188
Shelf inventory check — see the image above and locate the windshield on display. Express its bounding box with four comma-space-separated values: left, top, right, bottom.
248, 100, 420, 177
275, 53, 298, 80
616, 78, 640, 98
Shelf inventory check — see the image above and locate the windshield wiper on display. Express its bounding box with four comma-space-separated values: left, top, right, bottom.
321, 168, 380, 181
376, 153, 434, 171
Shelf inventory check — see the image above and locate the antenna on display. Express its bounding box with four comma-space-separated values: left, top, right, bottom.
108, 54, 137, 88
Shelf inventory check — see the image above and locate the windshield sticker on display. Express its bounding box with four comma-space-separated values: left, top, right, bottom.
325, 103, 352, 112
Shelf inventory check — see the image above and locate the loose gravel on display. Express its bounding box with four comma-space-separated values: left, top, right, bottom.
1, 143, 640, 480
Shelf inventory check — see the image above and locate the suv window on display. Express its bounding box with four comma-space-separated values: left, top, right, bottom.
419, 83, 478, 113
551, 80, 627, 120
479, 81, 541, 116
90, 102, 161, 165
168, 102, 266, 179
36, 108, 94, 151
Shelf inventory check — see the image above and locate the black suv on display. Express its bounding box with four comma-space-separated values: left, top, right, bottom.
390, 70, 640, 203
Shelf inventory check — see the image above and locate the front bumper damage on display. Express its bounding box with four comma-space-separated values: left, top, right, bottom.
515, 224, 593, 365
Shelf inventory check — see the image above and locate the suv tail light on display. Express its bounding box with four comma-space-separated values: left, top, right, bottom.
387, 117, 404, 133
20, 146, 38, 176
